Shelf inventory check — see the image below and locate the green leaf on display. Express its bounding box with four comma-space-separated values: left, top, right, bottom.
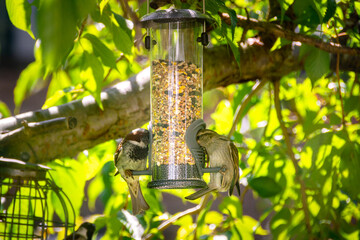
270, 208, 291, 238
37, 0, 96, 72
340, 143, 360, 201
323, 0, 337, 23
293, 0, 323, 27
47, 159, 87, 220
6, 0, 34, 38
81, 52, 104, 109
300, 44, 330, 84
113, 13, 133, 38
211, 99, 234, 135
13, 61, 43, 113
99, 0, 110, 14
219, 196, 242, 218
46, 70, 72, 98
83, 33, 117, 69
207, 0, 237, 40
270, 38, 292, 51
37, 0, 78, 71
0, 101, 11, 118
42, 90, 68, 109
112, 18, 133, 55
249, 176, 282, 198
225, 34, 241, 65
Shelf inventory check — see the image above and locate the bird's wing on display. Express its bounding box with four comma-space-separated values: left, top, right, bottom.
114, 136, 127, 169
229, 141, 240, 196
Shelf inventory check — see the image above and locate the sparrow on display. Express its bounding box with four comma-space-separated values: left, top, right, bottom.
114, 128, 150, 215
65, 222, 96, 240
185, 129, 241, 200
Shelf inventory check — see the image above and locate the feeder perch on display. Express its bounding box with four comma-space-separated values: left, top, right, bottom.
140, 8, 214, 189
0, 158, 75, 239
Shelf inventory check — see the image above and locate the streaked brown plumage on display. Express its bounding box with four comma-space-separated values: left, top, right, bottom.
185, 129, 240, 200
114, 128, 150, 215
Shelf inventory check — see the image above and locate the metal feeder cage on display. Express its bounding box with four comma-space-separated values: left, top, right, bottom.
0, 158, 75, 239
139, 8, 216, 189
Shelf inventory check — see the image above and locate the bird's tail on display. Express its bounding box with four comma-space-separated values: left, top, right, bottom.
185, 187, 216, 200
129, 181, 149, 215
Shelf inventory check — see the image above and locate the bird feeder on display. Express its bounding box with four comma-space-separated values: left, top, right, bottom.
0, 158, 75, 239
141, 9, 214, 189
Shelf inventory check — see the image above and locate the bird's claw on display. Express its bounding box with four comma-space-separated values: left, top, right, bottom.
125, 169, 133, 177
220, 165, 227, 174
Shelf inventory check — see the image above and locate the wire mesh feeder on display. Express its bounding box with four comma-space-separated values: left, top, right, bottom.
0, 158, 75, 239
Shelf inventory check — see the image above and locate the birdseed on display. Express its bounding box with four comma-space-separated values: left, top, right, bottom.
151, 59, 202, 166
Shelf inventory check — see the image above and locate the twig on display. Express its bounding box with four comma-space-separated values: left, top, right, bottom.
262, 84, 272, 139
273, 79, 312, 237
240, 8, 250, 44
77, 18, 87, 41
240, 185, 249, 205
228, 79, 269, 138
333, 21, 347, 131
143, 194, 211, 240
103, 55, 125, 83
220, 13, 360, 56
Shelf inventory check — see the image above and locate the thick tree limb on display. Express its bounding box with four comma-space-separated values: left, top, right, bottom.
0, 43, 359, 163
220, 13, 360, 56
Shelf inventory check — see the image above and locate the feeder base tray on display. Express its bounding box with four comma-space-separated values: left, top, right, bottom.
148, 179, 207, 189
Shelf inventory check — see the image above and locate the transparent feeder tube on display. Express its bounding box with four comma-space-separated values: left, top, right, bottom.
148, 21, 206, 189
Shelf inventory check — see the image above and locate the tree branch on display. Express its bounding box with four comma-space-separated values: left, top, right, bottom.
227, 79, 269, 138
143, 194, 211, 240
273, 79, 312, 237
220, 13, 360, 56
0, 43, 359, 163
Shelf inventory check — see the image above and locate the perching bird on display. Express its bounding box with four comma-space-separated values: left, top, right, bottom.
65, 222, 96, 240
185, 129, 240, 200
114, 128, 150, 215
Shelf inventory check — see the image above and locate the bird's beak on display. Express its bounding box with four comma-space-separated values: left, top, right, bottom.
114, 171, 119, 176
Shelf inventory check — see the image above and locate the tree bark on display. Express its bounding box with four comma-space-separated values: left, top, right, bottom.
0, 44, 359, 163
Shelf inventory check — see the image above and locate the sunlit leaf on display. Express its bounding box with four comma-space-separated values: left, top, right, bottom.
112, 14, 133, 55
339, 142, 360, 201
270, 208, 291, 238
0, 101, 11, 118
207, 0, 237, 40
37, 0, 96, 72
6, 0, 34, 38
37, 0, 78, 71
300, 44, 330, 85
83, 33, 117, 69
219, 196, 242, 218
13, 61, 43, 113
81, 52, 104, 109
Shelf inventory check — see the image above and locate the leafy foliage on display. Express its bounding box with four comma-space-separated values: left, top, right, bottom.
2, 0, 360, 239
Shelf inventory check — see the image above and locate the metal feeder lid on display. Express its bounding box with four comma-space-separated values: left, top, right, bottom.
140, 9, 215, 28
0, 157, 51, 179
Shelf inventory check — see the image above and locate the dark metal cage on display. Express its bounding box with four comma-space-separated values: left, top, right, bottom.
0, 158, 75, 239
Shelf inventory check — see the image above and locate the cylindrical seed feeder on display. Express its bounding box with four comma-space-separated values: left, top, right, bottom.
141, 9, 213, 189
